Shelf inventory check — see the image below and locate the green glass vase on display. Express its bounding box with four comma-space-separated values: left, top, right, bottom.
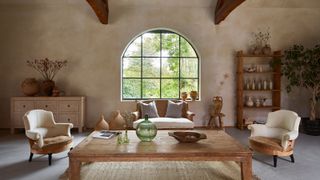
136, 115, 157, 142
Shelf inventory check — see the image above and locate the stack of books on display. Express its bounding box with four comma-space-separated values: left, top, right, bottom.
92, 130, 121, 139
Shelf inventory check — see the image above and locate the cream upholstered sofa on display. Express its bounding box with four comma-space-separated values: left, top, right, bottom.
23, 109, 73, 165
248, 110, 301, 167
132, 100, 195, 129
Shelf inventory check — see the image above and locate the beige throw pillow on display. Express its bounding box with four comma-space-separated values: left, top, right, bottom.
165, 100, 183, 118
139, 101, 159, 118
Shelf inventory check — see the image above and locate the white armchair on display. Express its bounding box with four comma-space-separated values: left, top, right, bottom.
248, 110, 301, 167
23, 109, 73, 165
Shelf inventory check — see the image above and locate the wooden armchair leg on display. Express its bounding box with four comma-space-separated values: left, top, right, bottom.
273, 155, 278, 167
48, 153, 52, 166
28, 153, 33, 162
290, 154, 295, 163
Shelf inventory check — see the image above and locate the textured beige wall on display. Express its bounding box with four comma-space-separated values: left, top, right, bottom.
0, 0, 320, 128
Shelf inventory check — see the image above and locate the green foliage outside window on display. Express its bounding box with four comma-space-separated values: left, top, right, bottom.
122, 30, 199, 100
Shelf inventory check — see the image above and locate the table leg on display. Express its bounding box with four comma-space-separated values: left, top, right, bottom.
241, 156, 252, 180
69, 158, 81, 180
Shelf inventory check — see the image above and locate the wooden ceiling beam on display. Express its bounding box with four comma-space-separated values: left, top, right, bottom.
215, 0, 245, 25
87, 0, 109, 24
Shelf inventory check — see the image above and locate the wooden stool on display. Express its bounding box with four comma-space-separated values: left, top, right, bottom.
208, 96, 225, 130
249, 136, 295, 167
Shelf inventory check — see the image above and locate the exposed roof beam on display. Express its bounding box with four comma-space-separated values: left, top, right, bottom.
87, 0, 109, 24
215, 0, 245, 24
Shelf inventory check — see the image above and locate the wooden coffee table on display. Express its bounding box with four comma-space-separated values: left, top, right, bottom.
68, 130, 252, 180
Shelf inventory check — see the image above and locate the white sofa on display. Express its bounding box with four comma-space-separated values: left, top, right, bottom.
132, 100, 195, 129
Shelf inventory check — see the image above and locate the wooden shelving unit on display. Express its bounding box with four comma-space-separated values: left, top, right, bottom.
236, 50, 281, 130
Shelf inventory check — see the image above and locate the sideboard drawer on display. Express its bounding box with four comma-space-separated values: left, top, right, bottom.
58, 113, 79, 126
35, 101, 58, 112
58, 101, 79, 112
13, 101, 34, 112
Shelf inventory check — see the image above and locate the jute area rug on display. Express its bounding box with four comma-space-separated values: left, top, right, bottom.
60, 161, 260, 180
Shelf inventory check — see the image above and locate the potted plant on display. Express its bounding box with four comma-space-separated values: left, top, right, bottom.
27, 58, 67, 96
282, 44, 320, 135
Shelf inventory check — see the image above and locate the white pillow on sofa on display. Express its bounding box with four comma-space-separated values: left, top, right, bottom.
165, 100, 183, 118
139, 101, 159, 118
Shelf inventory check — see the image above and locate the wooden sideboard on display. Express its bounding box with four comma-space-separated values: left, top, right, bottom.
11, 96, 85, 134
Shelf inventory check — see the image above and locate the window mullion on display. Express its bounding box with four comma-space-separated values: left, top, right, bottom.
141, 35, 143, 99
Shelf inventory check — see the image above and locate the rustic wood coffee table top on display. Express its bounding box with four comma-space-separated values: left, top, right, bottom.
69, 130, 252, 180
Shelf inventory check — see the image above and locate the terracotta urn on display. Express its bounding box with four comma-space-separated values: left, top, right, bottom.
190, 91, 198, 101
21, 78, 40, 96
94, 114, 109, 131
181, 92, 188, 101
109, 110, 126, 130
41, 80, 55, 96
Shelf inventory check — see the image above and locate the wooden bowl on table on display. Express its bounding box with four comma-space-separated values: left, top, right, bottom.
168, 131, 207, 143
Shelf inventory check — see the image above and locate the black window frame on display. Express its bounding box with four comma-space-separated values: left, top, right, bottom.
121, 29, 200, 100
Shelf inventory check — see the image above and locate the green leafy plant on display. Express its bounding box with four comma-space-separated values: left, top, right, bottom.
282, 44, 320, 120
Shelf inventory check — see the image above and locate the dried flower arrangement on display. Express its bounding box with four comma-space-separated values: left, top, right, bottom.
27, 58, 67, 80
250, 28, 272, 54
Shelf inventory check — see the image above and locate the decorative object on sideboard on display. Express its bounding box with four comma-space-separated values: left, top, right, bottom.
94, 114, 109, 131
250, 27, 271, 55
136, 114, 157, 142
181, 92, 188, 101
27, 58, 67, 96
21, 78, 40, 96
109, 110, 126, 130
190, 91, 198, 101
52, 86, 60, 97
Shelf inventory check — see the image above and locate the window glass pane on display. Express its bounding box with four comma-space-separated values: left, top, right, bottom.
161, 79, 179, 98
124, 36, 141, 57
123, 79, 141, 99
143, 58, 160, 77
142, 79, 160, 98
181, 58, 198, 78
143, 33, 160, 56
123, 58, 141, 77
162, 58, 179, 78
180, 38, 197, 57
162, 33, 179, 57
180, 79, 198, 94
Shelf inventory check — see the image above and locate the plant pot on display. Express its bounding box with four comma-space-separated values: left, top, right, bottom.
21, 78, 40, 96
301, 117, 320, 136
190, 91, 198, 101
41, 80, 55, 96
181, 92, 188, 101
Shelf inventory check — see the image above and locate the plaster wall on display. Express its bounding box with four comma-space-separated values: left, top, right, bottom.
0, 0, 319, 128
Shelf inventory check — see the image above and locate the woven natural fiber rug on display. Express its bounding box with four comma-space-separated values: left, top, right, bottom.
60, 161, 260, 180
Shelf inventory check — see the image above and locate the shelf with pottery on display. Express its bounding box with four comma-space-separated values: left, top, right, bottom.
236, 50, 281, 130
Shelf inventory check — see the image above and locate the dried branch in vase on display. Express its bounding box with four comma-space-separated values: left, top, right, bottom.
27, 58, 67, 80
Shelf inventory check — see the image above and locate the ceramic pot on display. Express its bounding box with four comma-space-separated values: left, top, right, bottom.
252, 46, 261, 55
109, 110, 126, 130
21, 78, 40, 96
94, 114, 109, 131
136, 115, 157, 142
181, 92, 188, 101
190, 91, 198, 101
245, 96, 254, 107
262, 45, 272, 55
41, 80, 55, 96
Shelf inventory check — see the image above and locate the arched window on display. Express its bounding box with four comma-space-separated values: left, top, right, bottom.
121, 29, 200, 100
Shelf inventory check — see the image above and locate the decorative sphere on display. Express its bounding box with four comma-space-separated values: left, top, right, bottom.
136, 118, 157, 142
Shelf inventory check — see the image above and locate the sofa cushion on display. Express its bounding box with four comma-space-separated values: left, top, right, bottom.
133, 117, 194, 129
139, 101, 159, 118
165, 100, 183, 118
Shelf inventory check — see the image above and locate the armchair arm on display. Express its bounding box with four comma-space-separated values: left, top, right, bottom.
186, 111, 195, 121
53, 123, 73, 137
26, 130, 44, 148
131, 111, 140, 121
248, 124, 271, 137
281, 131, 299, 149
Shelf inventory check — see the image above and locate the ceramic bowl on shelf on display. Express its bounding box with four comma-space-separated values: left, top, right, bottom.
168, 131, 207, 143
